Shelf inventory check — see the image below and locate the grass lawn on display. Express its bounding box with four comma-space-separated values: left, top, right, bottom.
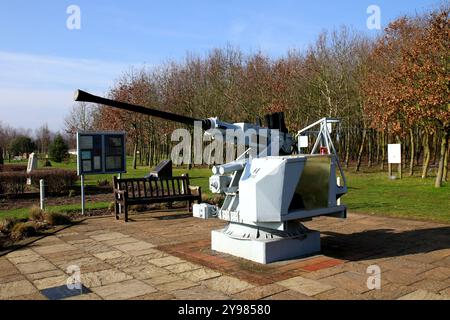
1, 158, 449, 223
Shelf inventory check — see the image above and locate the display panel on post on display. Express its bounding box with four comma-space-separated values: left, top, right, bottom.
76, 132, 126, 175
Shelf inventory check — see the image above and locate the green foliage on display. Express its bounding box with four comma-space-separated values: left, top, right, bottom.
48, 134, 68, 163
43, 159, 52, 167
8, 136, 35, 156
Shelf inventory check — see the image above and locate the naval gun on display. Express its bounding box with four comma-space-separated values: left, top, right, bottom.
74, 89, 347, 264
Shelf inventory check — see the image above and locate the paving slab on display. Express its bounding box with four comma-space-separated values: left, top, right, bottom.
165, 262, 202, 274
233, 284, 287, 300
263, 289, 316, 300
277, 276, 334, 296
33, 275, 68, 290
90, 232, 130, 242
144, 274, 184, 286
155, 279, 199, 292
93, 250, 124, 261
114, 241, 156, 252
120, 264, 169, 280
179, 268, 221, 282
15, 260, 56, 274
202, 275, 254, 295
92, 279, 157, 300
0, 280, 37, 299
397, 289, 450, 300
81, 269, 133, 288
149, 256, 185, 267
173, 285, 231, 300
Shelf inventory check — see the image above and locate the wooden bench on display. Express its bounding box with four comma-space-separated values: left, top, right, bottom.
112, 174, 201, 222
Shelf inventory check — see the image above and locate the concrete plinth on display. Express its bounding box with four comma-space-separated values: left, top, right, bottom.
211, 228, 321, 264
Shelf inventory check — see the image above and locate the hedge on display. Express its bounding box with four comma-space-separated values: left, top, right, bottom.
29, 169, 77, 194
0, 169, 77, 195
0, 171, 27, 194
0, 164, 27, 172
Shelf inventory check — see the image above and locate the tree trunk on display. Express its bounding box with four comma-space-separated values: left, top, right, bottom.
443, 144, 448, 182
409, 128, 414, 176
421, 133, 430, 179
435, 132, 449, 188
380, 131, 385, 170
132, 140, 138, 170
0, 147, 3, 165
356, 125, 367, 172
344, 127, 350, 168
367, 129, 372, 168
396, 135, 402, 179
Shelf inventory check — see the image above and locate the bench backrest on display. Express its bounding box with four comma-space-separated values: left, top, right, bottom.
113, 174, 191, 199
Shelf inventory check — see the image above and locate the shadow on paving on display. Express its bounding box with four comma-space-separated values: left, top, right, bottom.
321, 227, 450, 261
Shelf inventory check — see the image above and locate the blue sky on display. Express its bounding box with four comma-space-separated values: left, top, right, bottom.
0, 0, 443, 132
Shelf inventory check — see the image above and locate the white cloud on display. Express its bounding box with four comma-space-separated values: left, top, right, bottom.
0, 51, 143, 131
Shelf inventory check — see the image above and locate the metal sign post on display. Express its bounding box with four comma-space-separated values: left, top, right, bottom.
39, 179, 45, 210
80, 174, 85, 215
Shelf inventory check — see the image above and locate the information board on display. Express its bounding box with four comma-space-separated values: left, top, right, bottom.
76, 131, 126, 175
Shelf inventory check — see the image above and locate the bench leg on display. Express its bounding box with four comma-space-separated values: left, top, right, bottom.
187, 200, 191, 212
124, 203, 129, 222
114, 201, 120, 220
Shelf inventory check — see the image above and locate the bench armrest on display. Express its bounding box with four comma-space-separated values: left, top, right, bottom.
188, 185, 202, 197
114, 188, 127, 195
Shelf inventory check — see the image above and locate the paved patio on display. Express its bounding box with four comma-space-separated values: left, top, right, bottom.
1, 210, 450, 300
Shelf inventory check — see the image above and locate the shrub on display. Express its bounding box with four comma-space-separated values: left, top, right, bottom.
0, 171, 27, 194
9, 136, 35, 156
10, 221, 37, 241
43, 159, 52, 167
29, 206, 45, 221
48, 134, 68, 163
0, 164, 27, 172
97, 179, 110, 187
30, 169, 77, 194
0, 217, 19, 234
44, 212, 71, 226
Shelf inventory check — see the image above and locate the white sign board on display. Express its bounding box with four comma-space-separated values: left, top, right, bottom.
388, 144, 401, 164
298, 136, 309, 148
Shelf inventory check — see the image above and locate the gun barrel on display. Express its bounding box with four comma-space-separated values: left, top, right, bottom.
74, 89, 212, 129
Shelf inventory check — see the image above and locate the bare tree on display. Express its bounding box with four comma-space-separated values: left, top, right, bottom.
35, 123, 53, 154
64, 102, 96, 134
